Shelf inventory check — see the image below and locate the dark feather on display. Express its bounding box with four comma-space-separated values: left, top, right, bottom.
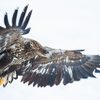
63, 70, 71, 85
74, 66, 83, 78
21, 10, 32, 30
0, 26, 5, 31
95, 69, 100, 73
4, 13, 10, 29
18, 5, 28, 27
77, 66, 88, 78
12, 8, 18, 27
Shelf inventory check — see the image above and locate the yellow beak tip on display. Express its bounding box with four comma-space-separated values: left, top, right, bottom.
0, 77, 4, 85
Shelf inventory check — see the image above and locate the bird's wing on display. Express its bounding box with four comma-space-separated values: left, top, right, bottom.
0, 5, 32, 53
2, 46, 100, 87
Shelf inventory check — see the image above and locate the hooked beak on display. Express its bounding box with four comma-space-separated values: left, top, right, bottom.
44, 54, 52, 60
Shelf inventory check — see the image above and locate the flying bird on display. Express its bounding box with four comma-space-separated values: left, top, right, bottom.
0, 5, 100, 87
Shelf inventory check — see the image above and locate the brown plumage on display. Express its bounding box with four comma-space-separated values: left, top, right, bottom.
0, 5, 100, 87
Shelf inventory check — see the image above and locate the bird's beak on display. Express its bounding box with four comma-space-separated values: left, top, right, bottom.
44, 54, 52, 60
0, 77, 4, 85
36, 51, 52, 60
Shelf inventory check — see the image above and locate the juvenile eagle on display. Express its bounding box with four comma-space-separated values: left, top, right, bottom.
0, 5, 100, 87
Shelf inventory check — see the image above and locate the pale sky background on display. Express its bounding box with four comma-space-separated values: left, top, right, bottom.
0, 0, 100, 100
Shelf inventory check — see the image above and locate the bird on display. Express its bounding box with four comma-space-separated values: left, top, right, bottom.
0, 5, 100, 87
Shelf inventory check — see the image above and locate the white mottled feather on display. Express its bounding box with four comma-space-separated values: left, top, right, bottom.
66, 56, 69, 62
8, 73, 13, 82
3, 75, 8, 86
12, 71, 17, 78
64, 65, 73, 78
0, 53, 5, 60
67, 66, 73, 78
0, 36, 2, 40
24, 39, 30, 43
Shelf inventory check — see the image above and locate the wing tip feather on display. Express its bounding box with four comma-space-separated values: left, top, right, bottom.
1, 5, 32, 35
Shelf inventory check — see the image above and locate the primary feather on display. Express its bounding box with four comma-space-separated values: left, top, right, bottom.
0, 5, 100, 87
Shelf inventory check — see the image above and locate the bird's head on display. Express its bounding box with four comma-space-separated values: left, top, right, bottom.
30, 39, 52, 60
36, 46, 52, 60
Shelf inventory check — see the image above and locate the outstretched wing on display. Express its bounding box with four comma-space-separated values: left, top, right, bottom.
0, 5, 32, 53
0, 5, 32, 70
2, 47, 100, 87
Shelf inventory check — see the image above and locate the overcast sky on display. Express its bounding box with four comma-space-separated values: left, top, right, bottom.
0, 0, 100, 100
